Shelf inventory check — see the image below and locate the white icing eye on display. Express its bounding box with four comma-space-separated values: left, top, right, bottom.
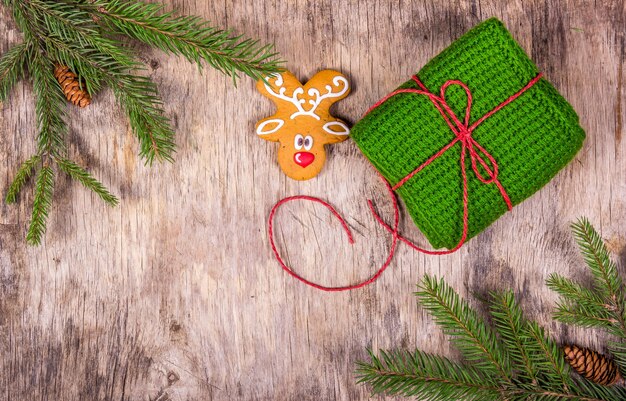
304, 136, 313, 151
294, 134, 304, 150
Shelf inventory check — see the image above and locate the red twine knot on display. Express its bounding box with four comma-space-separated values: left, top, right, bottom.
268, 73, 543, 291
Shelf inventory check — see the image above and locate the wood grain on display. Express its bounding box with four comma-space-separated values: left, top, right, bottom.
1, 0, 625, 400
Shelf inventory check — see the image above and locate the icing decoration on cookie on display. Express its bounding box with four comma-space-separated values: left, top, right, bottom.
255, 70, 351, 180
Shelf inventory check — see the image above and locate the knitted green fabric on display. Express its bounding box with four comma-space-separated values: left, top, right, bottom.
350, 18, 585, 250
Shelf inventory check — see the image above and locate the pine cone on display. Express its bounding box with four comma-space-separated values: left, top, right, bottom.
53, 65, 91, 108
564, 344, 622, 386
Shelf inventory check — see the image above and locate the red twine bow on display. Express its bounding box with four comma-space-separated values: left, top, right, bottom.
268, 73, 543, 291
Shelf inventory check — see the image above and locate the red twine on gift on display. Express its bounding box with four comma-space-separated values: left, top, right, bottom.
268, 73, 543, 292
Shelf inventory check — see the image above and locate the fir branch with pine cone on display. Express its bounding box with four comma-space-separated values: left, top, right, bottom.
0, 0, 283, 244
357, 219, 626, 401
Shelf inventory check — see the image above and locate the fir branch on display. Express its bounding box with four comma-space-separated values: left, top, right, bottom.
551, 219, 626, 339
547, 273, 617, 334
416, 275, 512, 382
547, 274, 608, 308
549, 218, 626, 376
42, 34, 175, 163
359, 222, 626, 401
569, 376, 626, 401
30, 47, 68, 155
571, 218, 623, 303
26, 165, 54, 245
552, 304, 620, 334
356, 349, 501, 401
6, 1, 35, 38
0, 41, 31, 101
2, 0, 283, 242
359, 275, 625, 401
25, 0, 136, 95
608, 342, 626, 377
112, 74, 175, 163
522, 321, 572, 392
90, 0, 283, 83
5, 154, 41, 204
55, 158, 118, 205
506, 386, 626, 401
489, 291, 538, 384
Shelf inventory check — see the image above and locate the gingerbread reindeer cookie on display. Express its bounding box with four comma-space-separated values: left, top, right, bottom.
255, 70, 351, 180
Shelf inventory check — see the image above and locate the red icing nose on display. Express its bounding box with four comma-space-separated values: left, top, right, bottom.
294, 152, 315, 168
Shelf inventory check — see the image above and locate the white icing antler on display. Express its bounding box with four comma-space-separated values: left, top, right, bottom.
262, 74, 349, 121
262, 74, 307, 116
323, 121, 350, 136
256, 118, 284, 136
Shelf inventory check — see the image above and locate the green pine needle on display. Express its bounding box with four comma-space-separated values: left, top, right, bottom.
608, 341, 626, 378
489, 291, 538, 384
549, 217, 626, 384
26, 0, 135, 95
26, 165, 55, 245
551, 218, 626, 339
41, 33, 175, 163
546, 274, 608, 309
56, 158, 118, 206
5, 154, 41, 204
31, 47, 68, 155
356, 349, 501, 401
1, 0, 283, 243
569, 376, 626, 401
359, 276, 626, 401
571, 218, 623, 300
0, 41, 31, 101
91, 0, 283, 83
416, 275, 512, 381
358, 221, 626, 401
521, 321, 571, 392
552, 303, 618, 332
112, 74, 176, 164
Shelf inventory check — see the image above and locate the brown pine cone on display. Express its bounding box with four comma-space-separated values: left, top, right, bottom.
53, 65, 91, 108
564, 344, 622, 386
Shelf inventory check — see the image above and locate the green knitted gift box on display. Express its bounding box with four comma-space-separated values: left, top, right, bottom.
350, 18, 585, 250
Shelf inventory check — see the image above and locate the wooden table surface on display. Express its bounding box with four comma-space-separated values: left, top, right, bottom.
1, 1, 625, 400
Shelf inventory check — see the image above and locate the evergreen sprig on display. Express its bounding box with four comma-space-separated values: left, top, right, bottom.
88, 0, 282, 83
26, 165, 55, 244
489, 291, 539, 385
359, 349, 502, 401
357, 219, 626, 401
0, 0, 283, 244
416, 276, 512, 381
56, 158, 118, 205
31, 47, 68, 155
5, 154, 41, 204
0, 41, 30, 100
548, 218, 626, 375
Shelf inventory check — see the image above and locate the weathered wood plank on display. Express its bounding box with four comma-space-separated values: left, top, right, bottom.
0, 0, 625, 399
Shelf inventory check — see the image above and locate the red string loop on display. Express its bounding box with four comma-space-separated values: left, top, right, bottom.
267, 73, 543, 291
268, 194, 399, 292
